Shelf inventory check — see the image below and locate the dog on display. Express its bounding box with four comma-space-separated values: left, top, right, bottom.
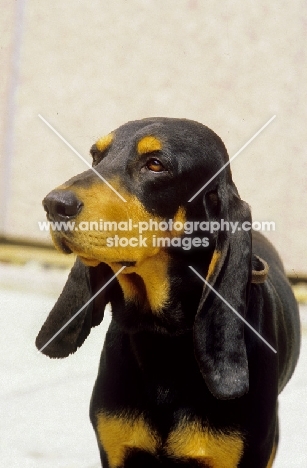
36, 117, 300, 467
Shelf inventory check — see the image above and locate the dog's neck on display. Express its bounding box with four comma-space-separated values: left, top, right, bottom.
108, 247, 213, 336
113, 250, 171, 312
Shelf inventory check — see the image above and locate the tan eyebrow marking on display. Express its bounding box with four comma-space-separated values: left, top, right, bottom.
137, 136, 162, 155
95, 133, 114, 152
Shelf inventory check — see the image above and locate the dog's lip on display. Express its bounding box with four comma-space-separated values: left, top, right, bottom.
61, 239, 101, 266
57, 237, 73, 254
116, 261, 137, 267
56, 237, 138, 268
64, 240, 92, 260
78, 255, 101, 267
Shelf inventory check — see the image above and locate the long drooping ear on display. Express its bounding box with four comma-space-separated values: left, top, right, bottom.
193, 184, 252, 400
36, 258, 114, 358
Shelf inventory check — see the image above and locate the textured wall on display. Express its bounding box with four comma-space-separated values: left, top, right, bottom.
0, 0, 306, 272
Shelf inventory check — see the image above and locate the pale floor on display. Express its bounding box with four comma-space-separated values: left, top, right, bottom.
0, 264, 306, 467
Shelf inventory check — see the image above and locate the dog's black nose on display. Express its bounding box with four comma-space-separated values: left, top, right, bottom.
43, 190, 83, 221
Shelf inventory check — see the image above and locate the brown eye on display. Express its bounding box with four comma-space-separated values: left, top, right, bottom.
146, 158, 166, 172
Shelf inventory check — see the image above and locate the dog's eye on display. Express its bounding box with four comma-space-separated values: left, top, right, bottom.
146, 158, 166, 172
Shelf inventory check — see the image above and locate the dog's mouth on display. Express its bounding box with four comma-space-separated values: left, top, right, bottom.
115, 261, 137, 267
64, 240, 101, 266
51, 234, 97, 264
52, 235, 73, 255
78, 256, 137, 269
53, 234, 137, 268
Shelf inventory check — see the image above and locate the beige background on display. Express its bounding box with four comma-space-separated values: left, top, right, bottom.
0, 0, 306, 273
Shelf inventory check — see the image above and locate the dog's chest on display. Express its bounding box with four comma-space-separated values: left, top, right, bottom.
96, 411, 244, 468
94, 331, 244, 467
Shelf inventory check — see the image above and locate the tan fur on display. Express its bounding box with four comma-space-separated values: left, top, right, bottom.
137, 135, 162, 154
165, 417, 244, 467
95, 133, 114, 152
97, 413, 159, 468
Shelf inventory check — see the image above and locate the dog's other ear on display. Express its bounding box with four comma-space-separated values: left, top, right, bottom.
194, 185, 252, 400
36, 258, 113, 358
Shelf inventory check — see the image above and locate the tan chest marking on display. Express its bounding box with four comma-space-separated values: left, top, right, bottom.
97, 413, 244, 468
96, 413, 159, 468
165, 418, 244, 467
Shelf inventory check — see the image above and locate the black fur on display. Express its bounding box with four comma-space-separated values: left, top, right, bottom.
36, 118, 300, 467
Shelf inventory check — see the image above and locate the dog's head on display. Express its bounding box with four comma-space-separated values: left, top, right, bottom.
36, 118, 252, 399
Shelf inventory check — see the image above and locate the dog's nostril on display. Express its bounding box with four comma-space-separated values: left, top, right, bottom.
57, 199, 83, 217
43, 190, 83, 221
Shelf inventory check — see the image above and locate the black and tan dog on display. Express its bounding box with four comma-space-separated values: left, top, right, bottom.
36, 118, 300, 467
